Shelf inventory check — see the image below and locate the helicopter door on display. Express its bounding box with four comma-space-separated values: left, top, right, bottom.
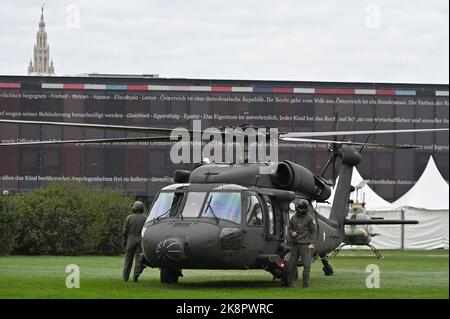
262, 195, 283, 239
242, 192, 265, 255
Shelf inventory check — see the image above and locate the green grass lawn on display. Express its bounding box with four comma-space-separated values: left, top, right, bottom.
0, 250, 448, 299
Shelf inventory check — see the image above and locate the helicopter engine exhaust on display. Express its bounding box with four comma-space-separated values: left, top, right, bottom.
271, 160, 331, 201
173, 170, 191, 183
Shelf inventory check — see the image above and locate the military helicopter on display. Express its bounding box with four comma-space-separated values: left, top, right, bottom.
331, 180, 390, 259
0, 118, 448, 285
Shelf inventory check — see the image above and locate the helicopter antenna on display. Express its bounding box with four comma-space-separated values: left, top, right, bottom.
332, 109, 340, 183
319, 109, 341, 184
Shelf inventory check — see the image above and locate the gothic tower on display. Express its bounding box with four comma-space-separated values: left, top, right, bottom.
28, 6, 54, 75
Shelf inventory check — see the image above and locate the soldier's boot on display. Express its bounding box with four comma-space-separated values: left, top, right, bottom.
300, 245, 312, 288
132, 258, 146, 282
132, 266, 142, 282
133, 267, 144, 282
123, 262, 132, 282
123, 270, 130, 282
287, 268, 299, 288
132, 264, 144, 282
302, 266, 310, 288
123, 249, 135, 282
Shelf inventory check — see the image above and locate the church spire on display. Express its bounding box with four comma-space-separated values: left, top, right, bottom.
39, 6, 45, 30
28, 5, 55, 75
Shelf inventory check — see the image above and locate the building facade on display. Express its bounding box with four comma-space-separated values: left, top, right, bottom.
0, 76, 448, 205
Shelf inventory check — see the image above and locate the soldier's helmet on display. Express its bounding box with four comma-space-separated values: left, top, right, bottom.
132, 201, 144, 213
294, 199, 309, 214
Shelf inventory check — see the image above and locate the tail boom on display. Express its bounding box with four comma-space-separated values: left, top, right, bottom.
329, 146, 362, 231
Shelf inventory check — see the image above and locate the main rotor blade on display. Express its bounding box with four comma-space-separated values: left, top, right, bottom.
0, 119, 196, 135
281, 128, 449, 138
0, 136, 175, 146
280, 137, 421, 149
3, 120, 447, 139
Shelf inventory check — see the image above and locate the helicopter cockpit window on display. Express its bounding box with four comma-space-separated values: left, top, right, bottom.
246, 195, 263, 226
201, 192, 241, 224
181, 192, 207, 218
148, 192, 183, 219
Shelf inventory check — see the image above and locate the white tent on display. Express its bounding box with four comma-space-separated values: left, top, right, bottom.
316, 167, 398, 214
317, 158, 449, 250
316, 167, 403, 249
393, 156, 449, 210
393, 157, 449, 250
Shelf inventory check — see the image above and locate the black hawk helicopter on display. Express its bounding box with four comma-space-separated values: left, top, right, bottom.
0, 118, 448, 284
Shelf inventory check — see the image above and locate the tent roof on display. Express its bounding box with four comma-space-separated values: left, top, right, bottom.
324, 167, 396, 211
393, 156, 449, 210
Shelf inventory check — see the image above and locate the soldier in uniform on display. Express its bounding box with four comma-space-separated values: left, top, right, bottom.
122, 201, 147, 282
286, 199, 317, 288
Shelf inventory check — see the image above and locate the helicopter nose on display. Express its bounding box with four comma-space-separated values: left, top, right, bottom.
156, 239, 184, 263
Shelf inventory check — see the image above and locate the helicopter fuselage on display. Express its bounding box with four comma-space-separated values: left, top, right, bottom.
141, 182, 343, 272
140, 146, 361, 282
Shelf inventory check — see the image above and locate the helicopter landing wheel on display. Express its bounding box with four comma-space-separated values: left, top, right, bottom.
160, 268, 181, 284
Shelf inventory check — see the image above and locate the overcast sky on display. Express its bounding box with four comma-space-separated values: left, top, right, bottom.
0, 0, 448, 83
